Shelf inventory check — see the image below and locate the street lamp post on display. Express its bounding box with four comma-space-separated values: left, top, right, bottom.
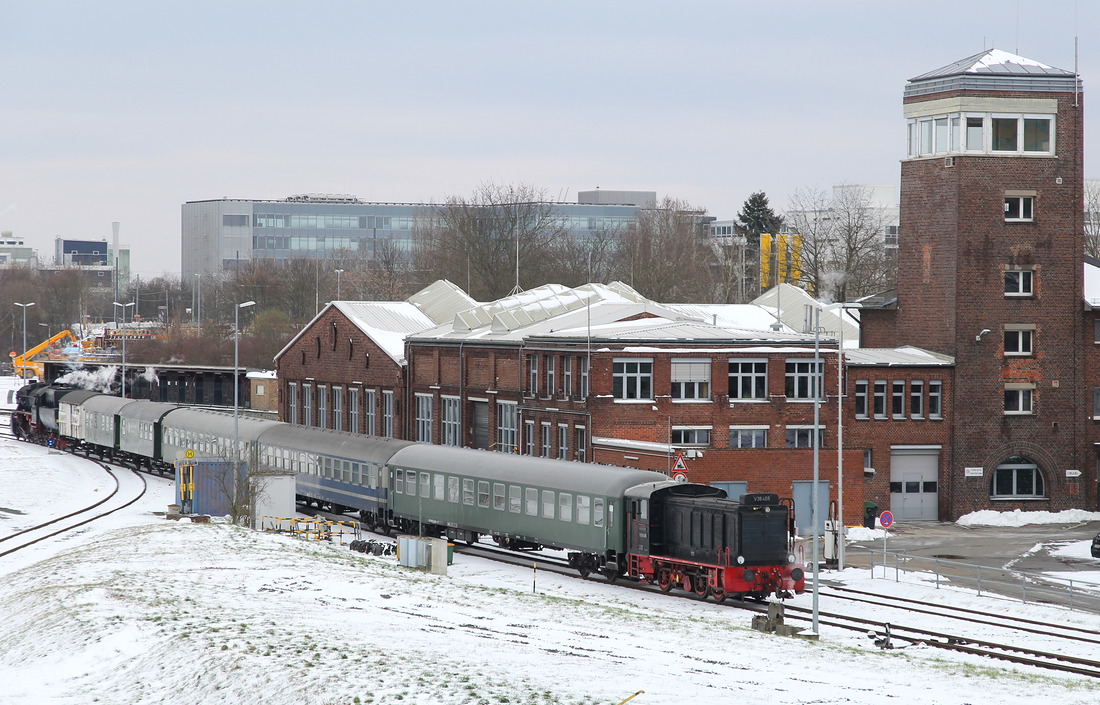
811, 306, 823, 636
234, 300, 256, 522
334, 268, 344, 300
113, 301, 135, 397
14, 302, 34, 381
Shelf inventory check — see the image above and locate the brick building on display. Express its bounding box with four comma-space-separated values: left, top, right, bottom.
861, 49, 1095, 517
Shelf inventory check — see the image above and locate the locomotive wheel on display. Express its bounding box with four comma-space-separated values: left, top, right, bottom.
657, 570, 672, 593
602, 567, 618, 583
694, 575, 710, 598
712, 585, 726, 603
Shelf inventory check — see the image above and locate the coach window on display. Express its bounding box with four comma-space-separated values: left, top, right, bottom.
593, 497, 605, 527
478, 480, 490, 508
559, 493, 573, 522
405, 471, 416, 496
434, 474, 445, 501
509, 485, 522, 513
462, 478, 475, 505
576, 495, 591, 525
542, 490, 555, 519
525, 487, 538, 516
448, 476, 460, 503
493, 483, 506, 511
395, 469, 404, 494
420, 472, 430, 498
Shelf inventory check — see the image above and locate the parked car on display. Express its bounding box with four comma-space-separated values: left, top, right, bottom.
1092, 533, 1100, 559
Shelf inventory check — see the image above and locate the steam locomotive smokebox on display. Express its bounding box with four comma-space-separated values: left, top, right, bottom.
175, 458, 246, 517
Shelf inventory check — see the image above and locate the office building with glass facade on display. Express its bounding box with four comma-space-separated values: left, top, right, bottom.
181, 190, 657, 279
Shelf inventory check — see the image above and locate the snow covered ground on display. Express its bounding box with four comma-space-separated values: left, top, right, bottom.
3, 378, 1100, 704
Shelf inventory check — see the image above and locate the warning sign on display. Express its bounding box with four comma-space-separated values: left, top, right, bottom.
672, 454, 687, 471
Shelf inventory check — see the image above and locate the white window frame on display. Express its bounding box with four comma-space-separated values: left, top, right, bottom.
288, 382, 298, 424
562, 356, 573, 396
671, 426, 711, 446
785, 425, 826, 449
891, 380, 905, 419
580, 356, 589, 398
333, 386, 344, 432
317, 385, 328, 429
613, 358, 653, 400
545, 355, 556, 396
928, 380, 943, 419
415, 393, 433, 443
671, 358, 711, 401
365, 389, 377, 436
854, 379, 869, 419
909, 380, 924, 419
349, 387, 359, 434
728, 359, 768, 401
1005, 266, 1035, 297
382, 390, 394, 438
497, 401, 518, 454
1004, 195, 1035, 222
785, 359, 824, 400
524, 420, 536, 455
304, 384, 313, 427
541, 422, 552, 458
557, 423, 568, 460
1004, 383, 1035, 415
575, 425, 586, 462
1004, 325, 1035, 357
729, 425, 768, 449
442, 396, 461, 446
527, 354, 538, 396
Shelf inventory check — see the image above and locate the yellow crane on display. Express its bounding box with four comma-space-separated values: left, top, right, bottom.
10, 330, 93, 379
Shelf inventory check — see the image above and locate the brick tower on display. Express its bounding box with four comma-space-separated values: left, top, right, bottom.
892, 50, 1087, 516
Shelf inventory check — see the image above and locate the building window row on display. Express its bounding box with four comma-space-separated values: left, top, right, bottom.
907, 112, 1054, 158
527, 353, 589, 398
612, 356, 827, 402
855, 379, 943, 420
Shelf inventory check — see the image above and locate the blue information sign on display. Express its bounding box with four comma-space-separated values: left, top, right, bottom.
880, 510, 894, 528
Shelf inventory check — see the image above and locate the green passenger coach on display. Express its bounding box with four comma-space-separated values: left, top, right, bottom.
386, 444, 668, 577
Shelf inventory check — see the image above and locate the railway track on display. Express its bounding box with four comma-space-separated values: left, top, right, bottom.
446, 539, 1100, 680
0, 456, 148, 558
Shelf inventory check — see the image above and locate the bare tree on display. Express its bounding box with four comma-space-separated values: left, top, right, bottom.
613, 197, 712, 302
412, 182, 570, 300
785, 184, 895, 302
1086, 179, 1100, 259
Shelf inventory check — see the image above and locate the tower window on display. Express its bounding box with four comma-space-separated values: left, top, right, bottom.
1004, 326, 1035, 356
1004, 384, 1035, 415
1004, 268, 1034, 297
1004, 196, 1034, 222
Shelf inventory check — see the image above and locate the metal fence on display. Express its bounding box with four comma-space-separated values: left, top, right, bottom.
855, 548, 1100, 613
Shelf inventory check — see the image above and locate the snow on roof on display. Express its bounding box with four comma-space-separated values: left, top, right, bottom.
905, 49, 1079, 97
844, 346, 954, 367
246, 369, 277, 380
334, 301, 437, 364
406, 279, 478, 324
752, 283, 861, 343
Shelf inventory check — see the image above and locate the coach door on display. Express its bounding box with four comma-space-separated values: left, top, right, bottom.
890, 446, 940, 521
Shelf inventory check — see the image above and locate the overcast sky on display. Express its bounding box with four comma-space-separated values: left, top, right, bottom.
2, 1, 1097, 278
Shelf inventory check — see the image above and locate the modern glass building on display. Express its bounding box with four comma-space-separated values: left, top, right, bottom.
181, 190, 658, 279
